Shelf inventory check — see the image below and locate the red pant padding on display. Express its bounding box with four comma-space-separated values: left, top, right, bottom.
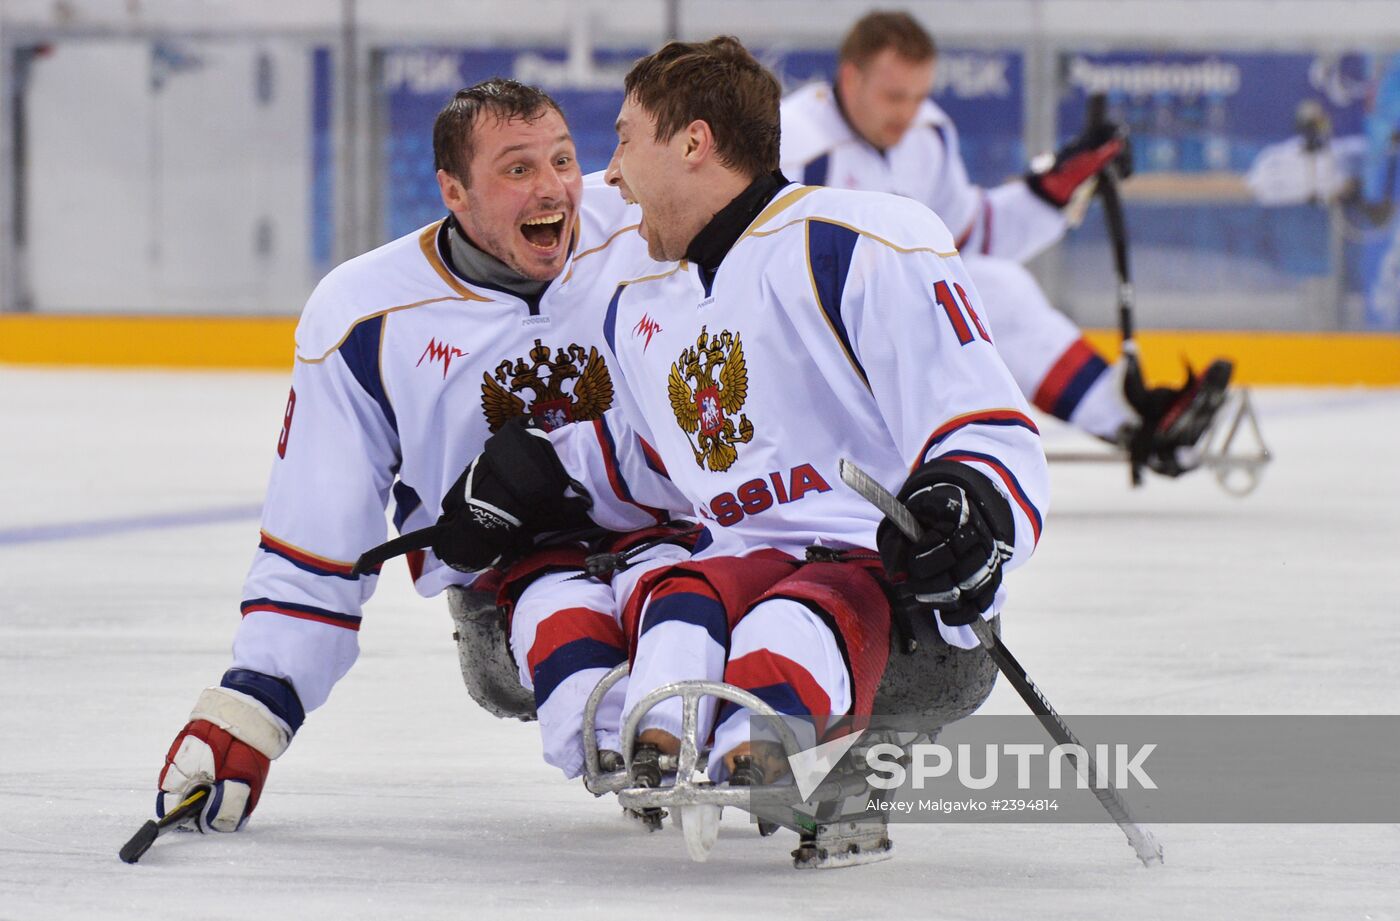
621, 553, 891, 720
753, 559, 892, 721
619, 551, 801, 657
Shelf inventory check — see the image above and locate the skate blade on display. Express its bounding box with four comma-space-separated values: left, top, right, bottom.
623, 805, 668, 832
678, 803, 722, 862
792, 821, 894, 870
792, 846, 894, 870
1198, 388, 1273, 496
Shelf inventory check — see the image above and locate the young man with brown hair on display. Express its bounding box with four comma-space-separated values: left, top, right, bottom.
782, 9, 1233, 478
427, 37, 1048, 790
151, 80, 692, 834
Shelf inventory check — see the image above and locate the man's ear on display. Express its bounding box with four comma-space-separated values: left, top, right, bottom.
836, 60, 860, 97
681, 119, 715, 166
437, 168, 468, 214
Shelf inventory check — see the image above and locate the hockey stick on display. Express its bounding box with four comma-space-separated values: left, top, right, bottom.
118, 786, 209, 864
352, 525, 440, 576
1079, 96, 1268, 494
837, 460, 1164, 867
1085, 93, 1152, 487
1087, 93, 1135, 347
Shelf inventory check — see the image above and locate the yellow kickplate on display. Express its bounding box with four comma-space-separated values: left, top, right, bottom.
1082, 329, 1400, 387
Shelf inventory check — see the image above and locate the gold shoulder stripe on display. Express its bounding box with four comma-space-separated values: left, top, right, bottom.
746, 216, 814, 240
794, 214, 957, 393
744, 209, 961, 259
558, 223, 642, 285
615, 263, 686, 289
808, 216, 959, 257
575, 222, 639, 263
297, 294, 477, 363
740, 186, 821, 241
418, 221, 493, 301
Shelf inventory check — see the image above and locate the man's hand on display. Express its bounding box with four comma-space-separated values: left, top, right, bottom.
875, 462, 1014, 626
1025, 120, 1132, 209
157, 672, 299, 832
434, 418, 594, 572
433, 452, 536, 572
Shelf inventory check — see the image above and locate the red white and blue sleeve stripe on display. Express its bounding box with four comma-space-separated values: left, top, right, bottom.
547, 409, 690, 532
918, 408, 1047, 556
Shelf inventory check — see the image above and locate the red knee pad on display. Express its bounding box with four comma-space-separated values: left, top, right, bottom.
756, 560, 892, 718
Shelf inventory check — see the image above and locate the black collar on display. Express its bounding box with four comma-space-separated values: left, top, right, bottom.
684, 170, 789, 291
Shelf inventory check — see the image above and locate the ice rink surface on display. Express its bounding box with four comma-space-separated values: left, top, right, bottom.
2, 367, 1398, 921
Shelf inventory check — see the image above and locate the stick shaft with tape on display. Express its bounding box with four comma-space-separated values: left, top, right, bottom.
837, 459, 1162, 866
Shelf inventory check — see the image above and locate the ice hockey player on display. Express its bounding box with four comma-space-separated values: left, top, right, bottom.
421, 37, 1049, 795
780, 10, 1233, 478
152, 79, 693, 833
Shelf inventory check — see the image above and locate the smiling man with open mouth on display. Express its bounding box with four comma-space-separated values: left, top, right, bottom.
147, 78, 699, 841
435, 94, 581, 285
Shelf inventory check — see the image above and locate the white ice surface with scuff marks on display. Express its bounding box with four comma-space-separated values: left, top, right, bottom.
1, 368, 1398, 920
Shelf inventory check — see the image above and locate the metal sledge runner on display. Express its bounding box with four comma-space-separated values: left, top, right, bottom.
451, 584, 901, 868
1047, 384, 1273, 496
450, 569, 1007, 869
1052, 94, 1273, 497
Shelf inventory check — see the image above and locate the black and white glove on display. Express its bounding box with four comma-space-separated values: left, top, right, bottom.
433, 418, 594, 572
875, 461, 1015, 626
1025, 120, 1132, 208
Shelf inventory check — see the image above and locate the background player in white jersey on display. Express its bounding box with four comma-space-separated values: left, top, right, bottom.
420, 37, 1048, 793
780, 10, 1232, 478
153, 79, 692, 834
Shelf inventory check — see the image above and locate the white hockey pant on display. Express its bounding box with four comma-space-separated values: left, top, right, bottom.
966, 255, 1132, 440
508, 543, 693, 779
510, 569, 626, 779
625, 589, 851, 783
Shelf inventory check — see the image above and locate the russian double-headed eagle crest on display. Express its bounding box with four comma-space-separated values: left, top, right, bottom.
668, 326, 754, 472
481, 338, 613, 432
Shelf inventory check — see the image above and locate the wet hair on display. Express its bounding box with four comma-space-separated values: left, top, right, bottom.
432, 78, 565, 182
623, 36, 781, 179
839, 10, 938, 68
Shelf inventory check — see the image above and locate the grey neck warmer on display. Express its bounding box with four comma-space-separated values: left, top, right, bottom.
447, 220, 551, 301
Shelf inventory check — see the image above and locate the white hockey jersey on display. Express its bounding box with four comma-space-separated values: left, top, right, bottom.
780, 82, 1066, 263
233, 181, 660, 712
548, 184, 1049, 642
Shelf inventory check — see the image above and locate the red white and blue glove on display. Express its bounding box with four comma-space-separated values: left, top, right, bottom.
157, 669, 303, 832
1025, 120, 1133, 208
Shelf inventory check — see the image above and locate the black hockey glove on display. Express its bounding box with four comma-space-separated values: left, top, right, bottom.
875, 461, 1015, 626
433, 418, 595, 572
1025, 120, 1133, 208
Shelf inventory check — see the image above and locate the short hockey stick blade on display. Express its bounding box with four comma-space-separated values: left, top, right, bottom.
119, 786, 209, 864
965, 616, 1164, 867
